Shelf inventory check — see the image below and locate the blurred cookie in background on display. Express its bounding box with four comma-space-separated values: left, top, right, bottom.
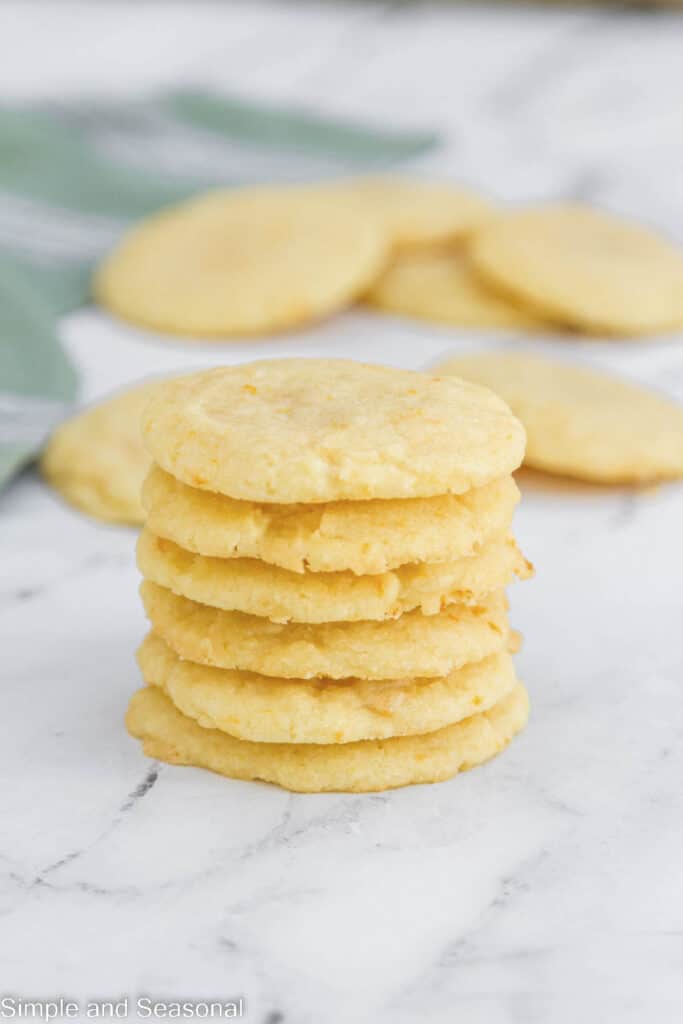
435, 350, 683, 485
366, 244, 547, 330
94, 185, 388, 338
314, 177, 495, 250
471, 205, 683, 337
40, 379, 163, 525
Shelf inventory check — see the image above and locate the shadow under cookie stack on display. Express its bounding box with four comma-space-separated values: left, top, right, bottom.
126, 358, 532, 793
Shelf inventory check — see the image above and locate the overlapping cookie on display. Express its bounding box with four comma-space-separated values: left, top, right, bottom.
126, 682, 529, 794
137, 527, 531, 622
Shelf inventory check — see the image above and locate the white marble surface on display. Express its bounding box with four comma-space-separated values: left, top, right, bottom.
2, 3, 683, 1022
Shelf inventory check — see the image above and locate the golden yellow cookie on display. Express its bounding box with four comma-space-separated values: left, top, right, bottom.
138, 631, 519, 744
471, 205, 683, 335
137, 527, 531, 623
366, 245, 545, 329
40, 380, 160, 525
94, 185, 387, 337
313, 177, 494, 250
436, 351, 683, 484
142, 466, 520, 574
126, 681, 529, 792
140, 581, 510, 680
141, 360, 526, 502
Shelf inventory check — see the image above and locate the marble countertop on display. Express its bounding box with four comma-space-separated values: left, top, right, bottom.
2, 3, 683, 1022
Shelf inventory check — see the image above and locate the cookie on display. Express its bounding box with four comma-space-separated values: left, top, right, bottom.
40, 380, 160, 525
436, 351, 683, 484
314, 177, 494, 250
471, 205, 683, 335
140, 581, 510, 680
142, 466, 520, 575
138, 632, 519, 744
141, 360, 526, 502
366, 245, 544, 330
125, 681, 529, 792
137, 527, 531, 623
94, 185, 387, 337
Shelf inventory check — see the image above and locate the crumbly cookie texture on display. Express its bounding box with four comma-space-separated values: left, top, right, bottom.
40, 380, 160, 524
366, 245, 544, 329
310, 177, 494, 250
94, 186, 387, 337
436, 351, 683, 484
140, 580, 510, 680
142, 466, 520, 574
141, 359, 526, 502
137, 527, 531, 623
125, 681, 529, 792
138, 632, 518, 744
470, 204, 683, 335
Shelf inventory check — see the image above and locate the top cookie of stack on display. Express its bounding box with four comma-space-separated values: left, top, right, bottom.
127, 358, 531, 792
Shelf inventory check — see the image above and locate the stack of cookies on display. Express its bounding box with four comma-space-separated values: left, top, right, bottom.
126, 359, 532, 793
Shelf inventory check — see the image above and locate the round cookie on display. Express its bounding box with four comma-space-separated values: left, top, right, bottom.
436, 351, 683, 484
142, 466, 520, 574
126, 682, 529, 792
138, 632, 519, 744
140, 581, 510, 680
40, 380, 160, 525
314, 177, 494, 250
141, 360, 526, 502
94, 186, 387, 337
470, 205, 683, 335
137, 527, 531, 623
366, 245, 544, 330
